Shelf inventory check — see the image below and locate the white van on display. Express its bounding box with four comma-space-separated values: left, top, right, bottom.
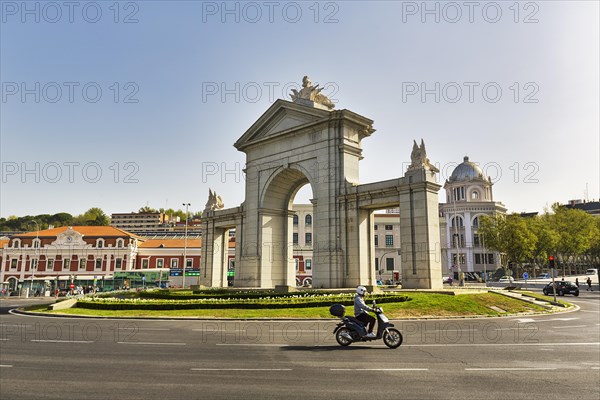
586, 268, 598, 275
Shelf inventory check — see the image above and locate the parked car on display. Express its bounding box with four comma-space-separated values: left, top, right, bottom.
586, 268, 598, 275
498, 276, 514, 283
542, 281, 579, 296
536, 273, 551, 279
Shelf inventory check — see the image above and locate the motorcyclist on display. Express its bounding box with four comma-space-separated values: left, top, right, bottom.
354, 285, 376, 338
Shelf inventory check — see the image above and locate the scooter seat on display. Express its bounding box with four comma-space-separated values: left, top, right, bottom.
345, 316, 365, 326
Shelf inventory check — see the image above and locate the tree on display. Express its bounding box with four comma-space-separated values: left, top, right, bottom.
479, 213, 537, 276
549, 204, 598, 274
526, 214, 560, 272
73, 208, 110, 226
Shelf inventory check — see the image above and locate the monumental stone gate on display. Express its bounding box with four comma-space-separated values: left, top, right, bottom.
200, 77, 442, 289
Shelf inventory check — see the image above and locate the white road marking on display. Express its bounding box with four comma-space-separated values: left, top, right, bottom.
31, 339, 94, 343
0, 365, 13, 368
512, 318, 536, 323
118, 327, 171, 331
465, 368, 557, 371
191, 368, 292, 371
403, 342, 600, 347
215, 342, 600, 348
331, 368, 428, 371
117, 341, 186, 345
551, 325, 587, 329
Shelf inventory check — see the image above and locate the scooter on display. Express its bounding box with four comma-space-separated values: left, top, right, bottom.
330, 301, 403, 349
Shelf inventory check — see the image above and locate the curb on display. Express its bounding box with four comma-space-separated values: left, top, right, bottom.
9, 290, 578, 322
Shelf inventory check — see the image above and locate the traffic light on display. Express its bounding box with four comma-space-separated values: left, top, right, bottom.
548, 255, 555, 268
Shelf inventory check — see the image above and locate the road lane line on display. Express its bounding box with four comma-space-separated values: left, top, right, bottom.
551, 325, 587, 329
117, 341, 186, 346
331, 368, 428, 371
119, 328, 171, 331
191, 368, 293, 371
0, 365, 13, 368
404, 343, 600, 347
465, 368, 556, 371
216, 343, 289, 347
31, 339, 94, 343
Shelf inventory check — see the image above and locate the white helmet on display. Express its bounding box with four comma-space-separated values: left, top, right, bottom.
356, 285, 367, 296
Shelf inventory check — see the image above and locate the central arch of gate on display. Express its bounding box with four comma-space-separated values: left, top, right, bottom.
201, 83, 442, 289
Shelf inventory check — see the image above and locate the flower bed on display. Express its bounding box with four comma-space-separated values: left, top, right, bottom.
77, 292, 410, 310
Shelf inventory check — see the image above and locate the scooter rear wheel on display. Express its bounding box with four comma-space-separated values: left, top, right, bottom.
383, 328, 403, 349
335, 327, 353, 346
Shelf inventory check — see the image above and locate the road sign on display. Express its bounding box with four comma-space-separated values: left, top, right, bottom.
523, 272, 529, 280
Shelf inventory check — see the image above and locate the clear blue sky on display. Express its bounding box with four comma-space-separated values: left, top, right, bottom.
1, 1, 598, 218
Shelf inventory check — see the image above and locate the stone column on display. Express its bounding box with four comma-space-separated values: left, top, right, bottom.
399, 168, 443, 289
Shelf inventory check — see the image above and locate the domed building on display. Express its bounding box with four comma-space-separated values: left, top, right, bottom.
440, 156, 507, 281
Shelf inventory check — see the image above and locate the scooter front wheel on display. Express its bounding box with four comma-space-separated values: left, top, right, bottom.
383, 328, 403, 349
335, 327, 353, 346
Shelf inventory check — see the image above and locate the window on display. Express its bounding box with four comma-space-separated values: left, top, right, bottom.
186, 258, 193, 268
386, 257, 395, 271
471, 191, 479, 200
453, 187, 465, 201
375, 258, 379, 271
115, 258, 123, 269
293, 233, 298, 245
47, 259, 54, 270
305, 233, 312, 245
79, 258, 86, 270
305, 259, 312, 270
452, 234, 465, 248
374, 225, 378, 230
385, 225, 393, 230
97, 239, 104, 248
64, 259, 71, 270
10, 259, 17, 269
33, 239, 40, 248
487, 254, 494, 264
12, 239, 20, 248
452, 253, 466, 265
473, 234, 480, 247
31, 258, 38, 270
95, 258, 102, 269
293, 214, 298, 225
472, 217, 479, 227
451, 216, 464, 228
142, 259, 149, 269
385, 235, 393, 247
374, 235, 379, 247
305, 214, 312, 226
157, 259, 164, 268
116, 239, 124, 248
171, 259, 178, 268
295, 259, 299, 271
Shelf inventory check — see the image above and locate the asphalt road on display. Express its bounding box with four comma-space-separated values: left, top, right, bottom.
0, 292, 598, 400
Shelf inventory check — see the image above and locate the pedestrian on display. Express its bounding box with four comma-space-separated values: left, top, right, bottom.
586, 277, 592, 291
575, 278, 579, 287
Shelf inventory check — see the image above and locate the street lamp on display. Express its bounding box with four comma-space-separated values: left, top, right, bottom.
182, 203, 190, 289
378, 249, 401, 284
29, 221, 40, 297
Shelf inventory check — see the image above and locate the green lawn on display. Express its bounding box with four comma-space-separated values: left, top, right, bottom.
28, 292, 550, 319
